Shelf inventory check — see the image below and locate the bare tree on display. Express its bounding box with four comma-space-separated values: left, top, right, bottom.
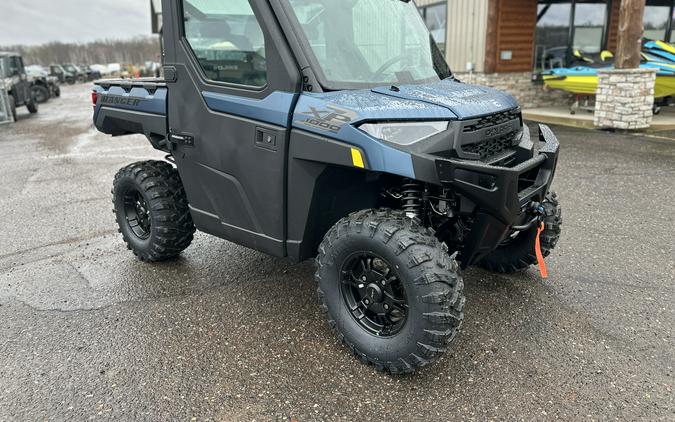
0, 36, 161, 66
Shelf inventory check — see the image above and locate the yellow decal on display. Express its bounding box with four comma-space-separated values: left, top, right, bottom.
351, 148, 365, 168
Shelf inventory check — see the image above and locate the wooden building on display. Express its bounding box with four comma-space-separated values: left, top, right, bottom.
417, 0, 673, 107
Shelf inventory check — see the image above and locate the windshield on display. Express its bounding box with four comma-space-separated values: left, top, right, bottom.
286, 0, 451, 90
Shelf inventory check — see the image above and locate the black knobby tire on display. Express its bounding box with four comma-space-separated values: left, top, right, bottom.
9, 96, 17, 122
32, 85, 50, 103
26, 93, 38, 114
112, 161, 195, 262
479, 192, 562, 273
316, 209, 465, 374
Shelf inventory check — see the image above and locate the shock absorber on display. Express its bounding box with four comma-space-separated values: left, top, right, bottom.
401, 180, 424, 219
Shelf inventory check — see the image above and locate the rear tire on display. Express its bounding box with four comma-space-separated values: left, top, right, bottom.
112, 161, 195, 262
478, 192, 562, 274
26, 94, 38, 114
316, 209, 465, 374
9, 96, 17, 122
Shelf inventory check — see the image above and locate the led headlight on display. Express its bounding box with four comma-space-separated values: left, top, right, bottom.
359, 121, 449, 145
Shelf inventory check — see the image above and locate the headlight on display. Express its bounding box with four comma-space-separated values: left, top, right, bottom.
359, 121, 449, 145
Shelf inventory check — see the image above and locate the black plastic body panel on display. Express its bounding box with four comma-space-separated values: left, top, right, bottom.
286, 129, 374, 262
95, 108, 168, 148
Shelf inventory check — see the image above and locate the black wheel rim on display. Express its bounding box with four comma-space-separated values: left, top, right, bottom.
123, 190, 152, 240
340, 253, 408, 337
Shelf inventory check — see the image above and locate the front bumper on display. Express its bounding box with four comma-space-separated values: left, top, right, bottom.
433, 124, 560, 267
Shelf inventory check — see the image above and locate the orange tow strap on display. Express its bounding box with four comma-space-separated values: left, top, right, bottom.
535, 222, 549, 279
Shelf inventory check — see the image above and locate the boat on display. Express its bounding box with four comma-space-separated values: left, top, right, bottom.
543, 50, 675, 99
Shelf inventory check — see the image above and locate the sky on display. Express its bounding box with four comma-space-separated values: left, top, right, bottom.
0, 0, 154, 46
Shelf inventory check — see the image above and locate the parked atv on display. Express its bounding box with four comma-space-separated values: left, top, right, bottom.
63, 63, 86, 83
79, 64, 102, 82
92, 0, 562, 374
0, 52, 38, 121
49, 64, 76, 85
26, 65, 60, 103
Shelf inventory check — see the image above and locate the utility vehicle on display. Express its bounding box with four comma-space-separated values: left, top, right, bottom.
49, 64, 76, 85
93, 0, 562, 374
26, 65, 61, 103
0, 52, 39, 122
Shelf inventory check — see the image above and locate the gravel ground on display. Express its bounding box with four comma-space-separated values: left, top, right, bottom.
0, 84, 673, 421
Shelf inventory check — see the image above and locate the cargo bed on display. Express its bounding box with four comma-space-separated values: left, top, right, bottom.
93, 78, 169, 150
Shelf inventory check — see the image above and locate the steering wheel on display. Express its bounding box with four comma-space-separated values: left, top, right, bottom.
372, 55, 407, 81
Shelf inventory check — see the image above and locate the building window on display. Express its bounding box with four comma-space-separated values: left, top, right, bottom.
534, 1, 609, 71
573, 3, 608, 53
419, 2, 447, 55
644, 0, 675, 41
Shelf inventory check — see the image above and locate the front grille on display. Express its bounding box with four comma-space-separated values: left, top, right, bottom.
462, 108, 521, 133
462, 134, 516, 161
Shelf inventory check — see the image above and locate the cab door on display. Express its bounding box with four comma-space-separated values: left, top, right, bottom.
162, 0, 301, 257
9, 56, 28, 105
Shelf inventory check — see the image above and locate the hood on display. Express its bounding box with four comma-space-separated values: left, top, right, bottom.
371, 78, 519, 120
295, 78, 520, 129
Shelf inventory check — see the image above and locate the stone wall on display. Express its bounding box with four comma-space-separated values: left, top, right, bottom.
593, 68, 656, 130
455, 71, 573, 109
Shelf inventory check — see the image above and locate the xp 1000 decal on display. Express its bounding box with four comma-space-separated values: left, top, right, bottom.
297, 105, 358, 133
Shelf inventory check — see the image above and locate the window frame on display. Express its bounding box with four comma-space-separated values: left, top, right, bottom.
178, 0, 270, 91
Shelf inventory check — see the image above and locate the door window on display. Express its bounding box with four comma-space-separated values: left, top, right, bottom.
9, 57, 23, 75
182, 0, 267, 87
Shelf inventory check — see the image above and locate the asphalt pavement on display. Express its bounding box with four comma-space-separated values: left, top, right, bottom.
0, 84, 673, 421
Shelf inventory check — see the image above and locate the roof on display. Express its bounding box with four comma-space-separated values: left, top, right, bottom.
0, 52, 19, 57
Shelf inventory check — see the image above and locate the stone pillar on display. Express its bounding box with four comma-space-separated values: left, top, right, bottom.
594, 68, 656, 130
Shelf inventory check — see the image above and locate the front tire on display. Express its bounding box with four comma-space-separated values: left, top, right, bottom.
479, 192, 562, 273
112, 161, 195, 262
316, 210, 465, 374
32, 85, 50, 103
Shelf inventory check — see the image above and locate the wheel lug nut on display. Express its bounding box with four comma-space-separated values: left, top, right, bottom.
362, 276, 367, 282
364, 299, 370, 305
383, 304, 390, 310
381, 280, 386, 286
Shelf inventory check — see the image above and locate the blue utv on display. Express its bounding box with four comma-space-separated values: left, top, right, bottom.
92, 0, 562, 374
